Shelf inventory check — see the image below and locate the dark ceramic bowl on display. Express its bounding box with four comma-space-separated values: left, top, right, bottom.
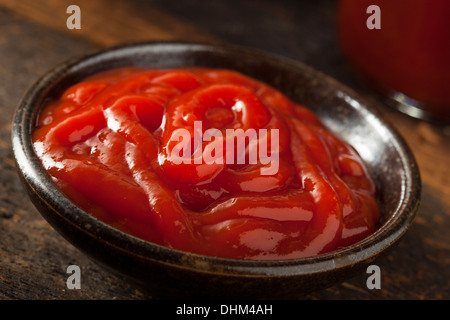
12, 42, 420, 299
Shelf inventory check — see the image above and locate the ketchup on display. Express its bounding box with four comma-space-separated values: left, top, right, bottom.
338, 0, 450, 120
33, 67, 380, 260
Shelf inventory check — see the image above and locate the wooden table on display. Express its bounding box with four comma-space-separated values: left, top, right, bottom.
1, 0, 449, 300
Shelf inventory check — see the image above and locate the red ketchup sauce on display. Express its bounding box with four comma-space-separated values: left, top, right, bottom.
338, 0, 450, 119
32, 67, 381, 260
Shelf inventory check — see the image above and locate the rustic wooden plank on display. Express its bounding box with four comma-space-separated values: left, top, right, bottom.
0, 0, 217, 46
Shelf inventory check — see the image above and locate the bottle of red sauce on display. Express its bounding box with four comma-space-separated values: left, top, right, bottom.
337, 0, 450, 123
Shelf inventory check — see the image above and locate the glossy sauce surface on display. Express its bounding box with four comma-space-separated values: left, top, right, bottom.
33, 67, 381, 260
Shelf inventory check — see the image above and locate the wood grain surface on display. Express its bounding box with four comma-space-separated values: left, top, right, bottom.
0, 0, 449, 300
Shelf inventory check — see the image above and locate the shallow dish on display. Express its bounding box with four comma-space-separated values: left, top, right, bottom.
12, 42, 421, 299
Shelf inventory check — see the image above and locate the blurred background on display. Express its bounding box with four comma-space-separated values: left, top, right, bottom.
0, 0, 449, 299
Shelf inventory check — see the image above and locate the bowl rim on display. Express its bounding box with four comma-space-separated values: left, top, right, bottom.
11, 41, 421, 277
